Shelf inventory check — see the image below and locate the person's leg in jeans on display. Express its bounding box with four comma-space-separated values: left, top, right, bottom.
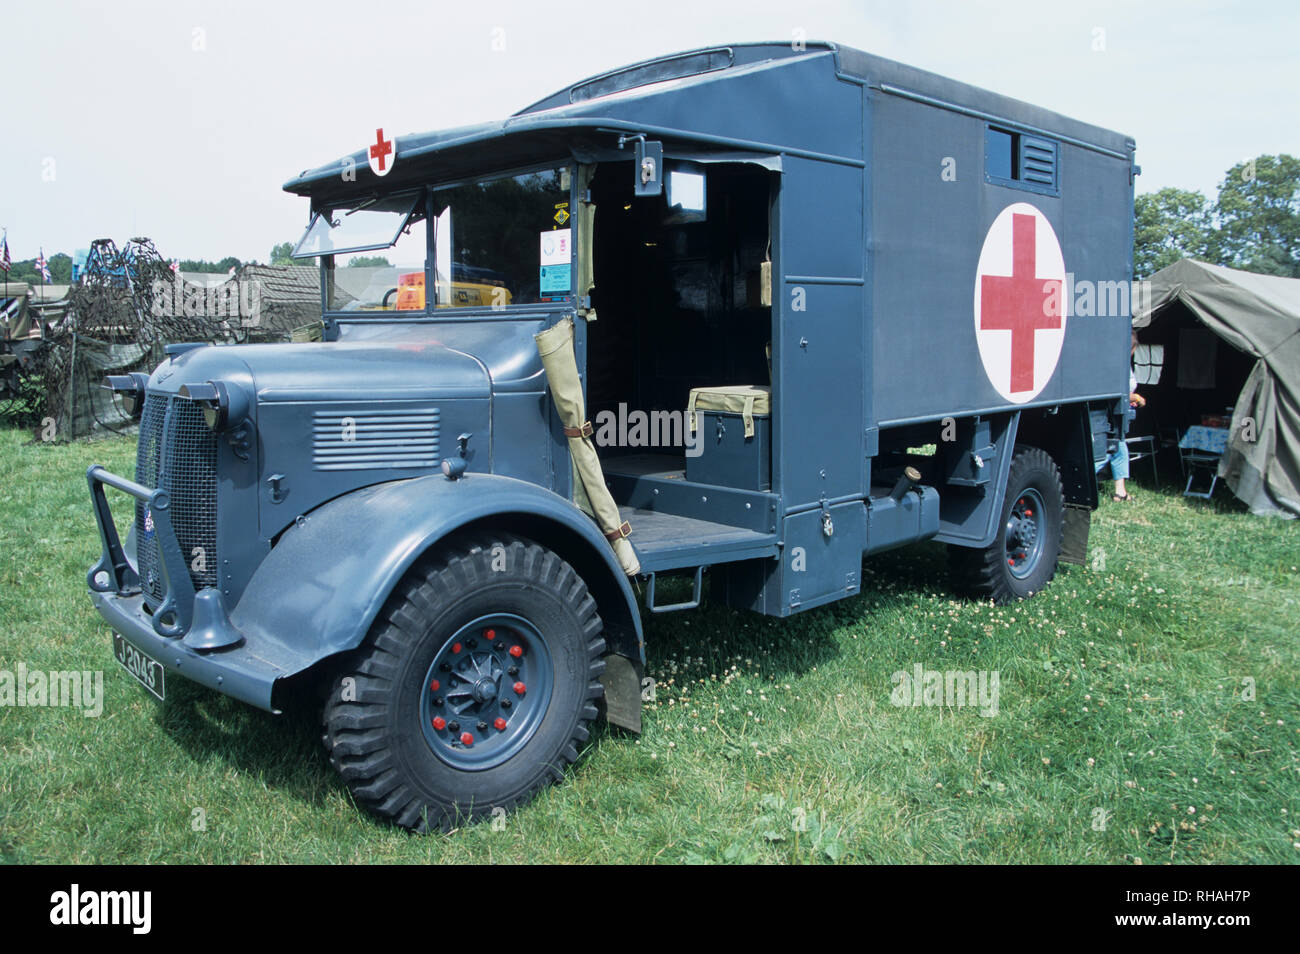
1110, 439, 1130, 498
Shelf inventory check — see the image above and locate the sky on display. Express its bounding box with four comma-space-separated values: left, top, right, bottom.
3, 0, 1297, 263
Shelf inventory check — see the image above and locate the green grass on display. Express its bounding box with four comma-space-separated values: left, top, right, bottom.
0, 425, 1296, 863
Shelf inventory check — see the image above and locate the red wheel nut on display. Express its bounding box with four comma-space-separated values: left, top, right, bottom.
494, 717, 507, 731
1008, 558, 1015, 566
460, 732, 474, 746
484, 628, 496, 641
429, 679, 440, 692
452, 642, 462, 654
513, 681, 526, 695
509, 644, 523, 658
432, 717, 446, 730
1025, 509, 1033, 517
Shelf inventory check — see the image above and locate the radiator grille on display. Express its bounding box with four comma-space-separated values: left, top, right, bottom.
135, 393, 219, 605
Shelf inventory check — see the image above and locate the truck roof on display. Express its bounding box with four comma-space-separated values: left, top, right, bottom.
284, 41, 1133, 201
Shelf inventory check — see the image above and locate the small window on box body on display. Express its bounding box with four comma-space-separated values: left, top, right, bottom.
986, 124, 1058, 195
986, 127, 1015, 180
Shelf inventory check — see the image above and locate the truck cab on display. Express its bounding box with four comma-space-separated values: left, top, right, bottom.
87, 41, 1135, 831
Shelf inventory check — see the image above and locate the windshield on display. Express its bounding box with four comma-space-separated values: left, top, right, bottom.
303, 166, 573, 314
432, 166, 572, 308
292, 191, 422, 258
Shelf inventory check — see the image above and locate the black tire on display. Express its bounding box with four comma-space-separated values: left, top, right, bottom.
322, 532, 605, 832
949, 445, 1065, 604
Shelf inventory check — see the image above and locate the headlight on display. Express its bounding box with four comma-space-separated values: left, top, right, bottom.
103, 372, 149, 419
180, 380, 248, 432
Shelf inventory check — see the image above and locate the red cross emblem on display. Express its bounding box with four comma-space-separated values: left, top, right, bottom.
972, 202, 1068, 403
368, 127, 394, 177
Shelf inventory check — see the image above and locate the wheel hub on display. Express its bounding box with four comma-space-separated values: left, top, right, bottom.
471, 676, 498, 703
1004, 489, 1046, 580
419, 613, 554, 771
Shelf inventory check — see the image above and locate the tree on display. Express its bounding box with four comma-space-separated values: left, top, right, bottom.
347, 256, 391, 268
2, 252, 72, 285
1133, 188, 1214, 278
47, 253, 73, 284
269, 241, 298, 266
3, 260, 39, 284
1213, 154, 1300, 277
179, 258, 230, 274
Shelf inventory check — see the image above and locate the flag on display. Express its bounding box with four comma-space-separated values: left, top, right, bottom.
1, 237, 9, 274
36, 252, 50, 282
169, 259, 180, 273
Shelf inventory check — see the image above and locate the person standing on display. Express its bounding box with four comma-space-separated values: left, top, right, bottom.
1102, 331, 1146, 502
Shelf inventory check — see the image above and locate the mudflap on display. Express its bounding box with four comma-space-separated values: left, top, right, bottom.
599, 653, 643, 734
1060, 503, 1092, 566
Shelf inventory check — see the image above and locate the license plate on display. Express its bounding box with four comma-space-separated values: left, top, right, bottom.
112, 632, 165, 702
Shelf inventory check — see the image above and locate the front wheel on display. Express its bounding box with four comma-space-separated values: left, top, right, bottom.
322, 532, 605, 831
949, 445, 1065, 603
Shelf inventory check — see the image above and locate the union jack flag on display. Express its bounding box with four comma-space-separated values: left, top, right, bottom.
35, 252, 51, 282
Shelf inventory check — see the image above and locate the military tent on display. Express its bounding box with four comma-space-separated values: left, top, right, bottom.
1134, 259, 1300, 517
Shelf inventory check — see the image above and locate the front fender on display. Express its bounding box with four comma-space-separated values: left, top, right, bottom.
229, 473, 644, 686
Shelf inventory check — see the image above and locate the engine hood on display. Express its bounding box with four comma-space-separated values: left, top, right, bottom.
148, 339, 491, 401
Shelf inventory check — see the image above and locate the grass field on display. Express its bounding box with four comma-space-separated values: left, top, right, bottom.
0, 425, 1296, 863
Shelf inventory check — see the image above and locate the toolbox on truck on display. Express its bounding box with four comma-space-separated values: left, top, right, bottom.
685, 385, 771, 490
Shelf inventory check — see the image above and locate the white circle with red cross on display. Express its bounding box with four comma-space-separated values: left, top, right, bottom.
972, 202, 1068, 404
367, 128, 395, 177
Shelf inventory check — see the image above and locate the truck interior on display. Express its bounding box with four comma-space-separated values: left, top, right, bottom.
584, 159, 780, 585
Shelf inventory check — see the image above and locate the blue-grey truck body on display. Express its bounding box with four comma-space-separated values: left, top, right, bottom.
86, 42, 1135, 829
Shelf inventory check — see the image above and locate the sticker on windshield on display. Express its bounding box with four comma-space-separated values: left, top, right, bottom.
540, 228, 571, 265
540, 264, 571, 296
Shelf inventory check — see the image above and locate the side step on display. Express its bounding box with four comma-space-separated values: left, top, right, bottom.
643, 565, 706, 614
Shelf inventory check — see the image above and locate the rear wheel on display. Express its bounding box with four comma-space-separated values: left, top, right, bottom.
949, 445, 1064, 603
322, 533, 605, 831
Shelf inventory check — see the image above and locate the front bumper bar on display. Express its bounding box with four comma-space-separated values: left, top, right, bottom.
86, 465, 196, 638
90, 589, 282, 710
86, 465, 283, 711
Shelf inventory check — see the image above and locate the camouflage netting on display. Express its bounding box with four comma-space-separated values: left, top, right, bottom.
29, 238, 322, 440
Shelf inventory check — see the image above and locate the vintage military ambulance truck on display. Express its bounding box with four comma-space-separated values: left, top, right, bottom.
87, 42, 1136, 830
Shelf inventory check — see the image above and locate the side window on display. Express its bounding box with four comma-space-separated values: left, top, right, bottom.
985, 124, 1059, 196
986, 127, 1015, 180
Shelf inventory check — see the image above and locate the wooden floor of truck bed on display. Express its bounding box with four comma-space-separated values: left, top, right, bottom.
601, 453, 779, 573
618, 506, 777, 573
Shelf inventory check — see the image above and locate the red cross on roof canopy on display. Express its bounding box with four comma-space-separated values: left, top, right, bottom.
369, 128, 393, 175
979, 213, 1063, 393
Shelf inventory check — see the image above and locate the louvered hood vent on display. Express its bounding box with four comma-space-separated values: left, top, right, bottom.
312, 408, 440, 471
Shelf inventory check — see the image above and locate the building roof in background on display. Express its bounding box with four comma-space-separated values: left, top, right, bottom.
30, 284, 70, 303
238, 264, 319, 302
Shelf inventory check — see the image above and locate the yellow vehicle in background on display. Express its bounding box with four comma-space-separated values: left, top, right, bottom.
395, 271, 513, 310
